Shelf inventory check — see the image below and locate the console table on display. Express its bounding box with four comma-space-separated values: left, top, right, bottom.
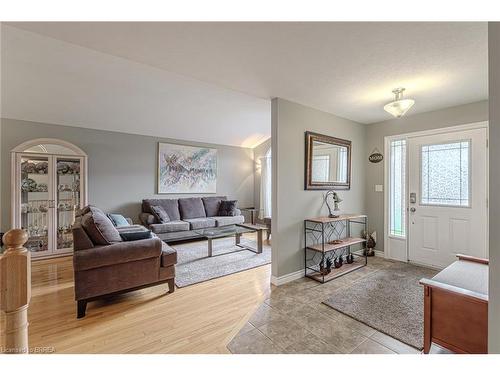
419, 255, 488, 354
304, 214, 367, 283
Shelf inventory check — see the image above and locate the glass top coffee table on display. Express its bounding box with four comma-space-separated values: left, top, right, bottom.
194, 224, 265, 257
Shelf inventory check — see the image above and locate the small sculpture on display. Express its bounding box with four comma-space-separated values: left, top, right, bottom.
324, 190, 343, 218
363, 230, 377, 256
346, 253, 354, 264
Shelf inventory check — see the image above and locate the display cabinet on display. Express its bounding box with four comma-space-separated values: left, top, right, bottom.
11, 139, 87, 259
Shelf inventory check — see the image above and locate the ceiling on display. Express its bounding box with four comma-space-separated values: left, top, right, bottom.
1, 25, 270, 148
1, 22, 488, 144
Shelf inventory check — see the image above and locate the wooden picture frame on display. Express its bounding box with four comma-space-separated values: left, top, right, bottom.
304, 131, 351, 190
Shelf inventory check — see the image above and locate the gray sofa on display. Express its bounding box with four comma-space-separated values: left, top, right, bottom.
140, 196, 245, 242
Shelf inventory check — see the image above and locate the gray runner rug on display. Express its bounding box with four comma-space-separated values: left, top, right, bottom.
323, 262, 437, 349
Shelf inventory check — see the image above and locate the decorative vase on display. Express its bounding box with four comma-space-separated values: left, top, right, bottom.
346, 253, 354, 264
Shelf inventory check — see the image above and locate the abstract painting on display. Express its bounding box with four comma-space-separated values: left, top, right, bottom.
158, 143, 217, 193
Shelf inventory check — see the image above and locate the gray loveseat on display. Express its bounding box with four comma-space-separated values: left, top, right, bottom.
140, 196, 245, 242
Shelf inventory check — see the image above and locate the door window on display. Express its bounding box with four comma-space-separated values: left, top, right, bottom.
420, 141, 470, 207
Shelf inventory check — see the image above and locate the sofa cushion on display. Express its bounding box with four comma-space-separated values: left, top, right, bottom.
202, 196, 227, 217
81, 208, 122, 245
150, 205, 171, 223
107, 213, 130, 227
218, 200, 239, 216
142, 199, 181, 221
178, 197, 206, 219
185, 217, 216, 230
161, 243, 177, 267
213, 215, 245, 227
150, 220, 190, 233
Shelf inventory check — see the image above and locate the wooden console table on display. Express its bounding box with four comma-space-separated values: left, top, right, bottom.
419, 255, 488, 354
304, 214, 367, 283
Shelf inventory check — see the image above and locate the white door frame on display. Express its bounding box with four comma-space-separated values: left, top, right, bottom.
384, 121, 489, 264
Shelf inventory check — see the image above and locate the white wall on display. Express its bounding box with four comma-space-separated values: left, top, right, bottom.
488, 22, 500, 354
365, 100, 489, 253
271, 98, 366, 279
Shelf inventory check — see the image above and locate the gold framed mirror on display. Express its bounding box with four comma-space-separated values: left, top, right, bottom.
305, 131, 351, 190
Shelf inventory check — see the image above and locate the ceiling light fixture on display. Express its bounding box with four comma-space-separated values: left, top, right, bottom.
383, 88, 415, 118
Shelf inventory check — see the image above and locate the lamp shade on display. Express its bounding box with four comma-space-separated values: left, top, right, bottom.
384, 98, 415, 118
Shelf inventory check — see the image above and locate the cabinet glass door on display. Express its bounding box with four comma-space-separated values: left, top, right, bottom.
20, 155, 51, 254
56, 157, 82, 251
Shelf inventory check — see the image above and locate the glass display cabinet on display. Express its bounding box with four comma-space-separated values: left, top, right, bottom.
11, 139, 87, 259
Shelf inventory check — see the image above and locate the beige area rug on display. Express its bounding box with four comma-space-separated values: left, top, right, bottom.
172, 237, 271, 287
323, 262, 437, 349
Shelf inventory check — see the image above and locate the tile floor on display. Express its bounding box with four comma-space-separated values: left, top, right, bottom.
228, 256, 445, 354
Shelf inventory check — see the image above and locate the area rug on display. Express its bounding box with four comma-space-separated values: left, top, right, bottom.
323, 262, 437, 349
172, 237, 271, 287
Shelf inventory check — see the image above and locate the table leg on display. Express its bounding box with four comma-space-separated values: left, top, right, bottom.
208, 238, 213, 257
235, 233, 241, 245
257, 229, 263, 253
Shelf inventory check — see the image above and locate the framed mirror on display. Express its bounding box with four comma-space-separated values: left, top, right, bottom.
305, 131, 351, 190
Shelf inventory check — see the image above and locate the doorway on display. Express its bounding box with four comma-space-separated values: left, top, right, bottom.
385, 123, 488, 268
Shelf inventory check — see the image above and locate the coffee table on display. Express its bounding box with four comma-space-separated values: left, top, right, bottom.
194, 224, 265, 257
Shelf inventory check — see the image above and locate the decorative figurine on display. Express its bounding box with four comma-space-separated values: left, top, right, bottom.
324, 190, 343, 218
363, 230, 377, 256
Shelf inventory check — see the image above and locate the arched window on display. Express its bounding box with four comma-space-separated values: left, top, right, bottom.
259, 147, 272, 219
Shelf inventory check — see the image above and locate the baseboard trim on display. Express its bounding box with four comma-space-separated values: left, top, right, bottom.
271, 250, 385, 286
270, 269, 304, 286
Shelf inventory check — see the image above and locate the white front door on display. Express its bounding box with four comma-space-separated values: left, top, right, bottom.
407, 128, 488, 268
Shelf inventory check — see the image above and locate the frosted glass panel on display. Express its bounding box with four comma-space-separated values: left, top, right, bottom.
421, 141, 470, 207
390, 140, 406, 237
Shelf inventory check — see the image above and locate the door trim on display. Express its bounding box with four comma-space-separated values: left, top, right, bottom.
384, 121, 489, 263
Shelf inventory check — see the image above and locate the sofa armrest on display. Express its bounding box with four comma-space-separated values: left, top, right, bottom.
140, 212, 156, 226
74, 237, 162, 271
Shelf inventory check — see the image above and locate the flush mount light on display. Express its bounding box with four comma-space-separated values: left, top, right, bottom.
383, 88, 415, 118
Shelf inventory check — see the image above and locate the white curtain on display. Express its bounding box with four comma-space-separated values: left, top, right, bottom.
259, 148, 272, 219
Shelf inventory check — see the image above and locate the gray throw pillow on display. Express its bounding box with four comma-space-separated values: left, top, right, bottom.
82, 208, 122, 245
218, 200, 238, 216
120, 230, 152, 241
151, 205, 171, 223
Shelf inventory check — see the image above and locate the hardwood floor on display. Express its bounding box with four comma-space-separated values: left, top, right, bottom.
23, 255, 271, 354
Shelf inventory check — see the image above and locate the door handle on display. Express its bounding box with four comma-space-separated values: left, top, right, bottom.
410, 207, 416, 213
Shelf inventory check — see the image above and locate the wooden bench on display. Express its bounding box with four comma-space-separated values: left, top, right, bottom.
419, 254, 488, 354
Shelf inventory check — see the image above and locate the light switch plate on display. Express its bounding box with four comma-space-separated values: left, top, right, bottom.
375, 184, 383, 192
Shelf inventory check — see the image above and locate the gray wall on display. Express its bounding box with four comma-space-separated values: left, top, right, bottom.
0, 118, 255, 232
253, 138, 271, 212
488, 22, 500, 354
365, 100, 489, 252
271, 98, 366, 278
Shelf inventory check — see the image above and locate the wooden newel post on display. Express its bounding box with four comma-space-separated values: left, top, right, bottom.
0, 229, 31, 354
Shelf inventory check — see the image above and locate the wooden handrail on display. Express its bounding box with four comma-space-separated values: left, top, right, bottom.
0, 229, 31, 354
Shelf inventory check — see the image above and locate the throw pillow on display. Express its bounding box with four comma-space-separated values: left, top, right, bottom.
218, 200, 238, 216
120, 230, 152, 241
151, 205, 171, 223
82, 209, 122, 245
107, 213, 130, 227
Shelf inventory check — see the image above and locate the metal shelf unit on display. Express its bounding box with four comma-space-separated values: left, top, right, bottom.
304, 214, 368, 283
